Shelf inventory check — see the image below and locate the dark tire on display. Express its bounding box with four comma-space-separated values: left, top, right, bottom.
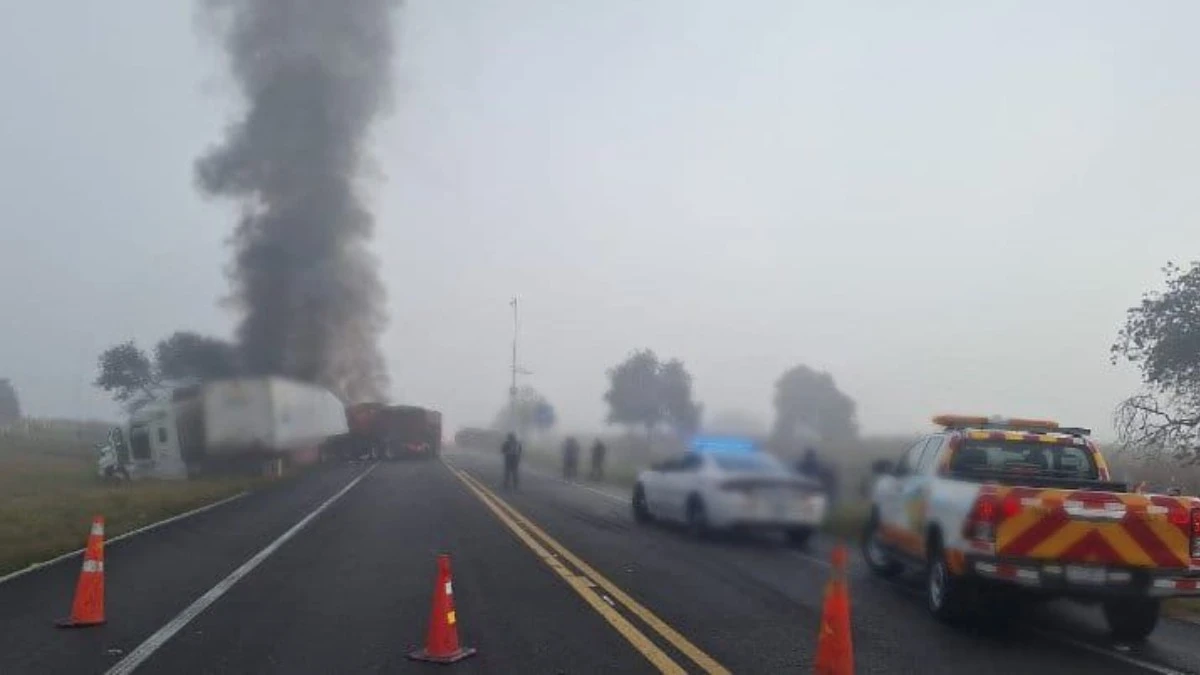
927, 539, 970, 622
632, 484, 653, 524
862, 512, 903, 578
686, 496, 711, 539
1103, 598, 1160, 643
786, 526, 814, 548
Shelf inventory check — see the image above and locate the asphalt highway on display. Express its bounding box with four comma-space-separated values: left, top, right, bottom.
1, 451, 1198, 674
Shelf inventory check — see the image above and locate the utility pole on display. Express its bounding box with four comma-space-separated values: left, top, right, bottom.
509, 296, 518, 417
508, 296, 532, 435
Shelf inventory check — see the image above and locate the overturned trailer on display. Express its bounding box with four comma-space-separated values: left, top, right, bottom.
99, 377, 348, 480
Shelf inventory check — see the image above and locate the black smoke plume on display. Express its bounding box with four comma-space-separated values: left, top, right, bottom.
194, 0, 398, 403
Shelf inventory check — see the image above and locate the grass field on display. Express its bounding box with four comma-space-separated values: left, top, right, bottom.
0, 419, 265, 576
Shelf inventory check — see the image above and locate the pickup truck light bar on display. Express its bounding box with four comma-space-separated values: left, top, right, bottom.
933, 414, 1090, 436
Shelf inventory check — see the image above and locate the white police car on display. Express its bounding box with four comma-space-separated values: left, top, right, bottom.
632, 437, 828, 545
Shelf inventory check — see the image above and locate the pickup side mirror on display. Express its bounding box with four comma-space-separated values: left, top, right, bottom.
871, 459, 895, 475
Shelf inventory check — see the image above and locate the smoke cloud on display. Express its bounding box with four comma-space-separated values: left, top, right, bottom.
194, 0, 398, 403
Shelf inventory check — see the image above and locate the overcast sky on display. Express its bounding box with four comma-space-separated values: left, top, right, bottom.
3, 1, 1198, 437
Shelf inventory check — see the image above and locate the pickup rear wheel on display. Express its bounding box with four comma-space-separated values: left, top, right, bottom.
1103, 598, 1160, 643
927, 540, 969, 622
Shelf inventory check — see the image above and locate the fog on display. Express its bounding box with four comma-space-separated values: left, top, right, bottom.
3, 2, 1199, 437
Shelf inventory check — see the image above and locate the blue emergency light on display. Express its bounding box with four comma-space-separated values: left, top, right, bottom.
689, 435, 758, 454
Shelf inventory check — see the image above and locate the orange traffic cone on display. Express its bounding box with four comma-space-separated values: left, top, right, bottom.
409, 554, 477, 663
814, 543, 853, 675
57, 515, 105, 628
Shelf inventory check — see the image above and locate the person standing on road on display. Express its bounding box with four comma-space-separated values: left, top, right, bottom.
797, 446, 839, 505
797, 447, 822, 479
590, 439, 607, 481
501, 432, 523, 490
562, 436, 580, 481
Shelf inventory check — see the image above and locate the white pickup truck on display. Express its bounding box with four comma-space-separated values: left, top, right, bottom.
863, 415, 1200, 642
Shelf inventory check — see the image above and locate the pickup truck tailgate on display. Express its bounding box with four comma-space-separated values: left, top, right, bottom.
994, 487, 1196, 568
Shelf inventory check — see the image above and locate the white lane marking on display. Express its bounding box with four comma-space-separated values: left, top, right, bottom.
560, 478, 627, 504
0, 490, 250, 586
103, 464, 376, 675
1026, 628, 1190, 675
788, 550, 832, 570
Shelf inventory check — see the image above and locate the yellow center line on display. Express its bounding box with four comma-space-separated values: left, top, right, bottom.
449, 466, 688, 674
454, 467, 731, 675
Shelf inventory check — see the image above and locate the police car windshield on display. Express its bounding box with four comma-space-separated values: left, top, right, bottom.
712, 453, 787, 474
949, 440, 1099, 480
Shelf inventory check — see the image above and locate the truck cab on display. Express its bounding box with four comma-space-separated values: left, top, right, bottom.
95, 400, 191, 480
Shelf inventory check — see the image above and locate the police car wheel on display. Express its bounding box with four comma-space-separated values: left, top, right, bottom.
686, 497, 710, 539
786, 527, 813, 548
632, 485, 653, 524
1103, 598, 1159, 643
862, 513, 902, 578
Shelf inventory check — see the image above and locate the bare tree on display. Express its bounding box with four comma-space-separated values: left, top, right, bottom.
1112, 262, 1200, 463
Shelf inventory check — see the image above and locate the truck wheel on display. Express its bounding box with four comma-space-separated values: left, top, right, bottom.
632, 484, 653, 524
862, 512, 902, 578
1103, 598, 1160, 643
927, 540, 970, 622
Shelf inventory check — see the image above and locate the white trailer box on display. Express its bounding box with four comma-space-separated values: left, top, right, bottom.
201, 377, 347, 457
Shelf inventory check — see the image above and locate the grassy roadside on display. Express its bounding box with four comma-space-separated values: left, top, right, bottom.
0, 421, 268, 576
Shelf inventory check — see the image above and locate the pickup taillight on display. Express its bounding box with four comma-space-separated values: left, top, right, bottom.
963, 492, 1020, 543
1191, 508, 1200, 559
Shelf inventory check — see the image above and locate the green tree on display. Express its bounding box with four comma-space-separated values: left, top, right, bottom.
155, 331, 239, 382
1113, 262, 1200, 461
95, 341, 160, 406
660, 358, 702, 436
603, 350, 703, 436
96, 332, 241, 410
604, 350, 665, 435
771, 364, 859, 450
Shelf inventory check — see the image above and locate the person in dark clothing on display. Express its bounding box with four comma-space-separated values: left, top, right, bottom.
590, 439, 607, 481
562, 437, 581, 480
796, 447, 839, 505
501, 432, 523, 489
797, 447, 821, 478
